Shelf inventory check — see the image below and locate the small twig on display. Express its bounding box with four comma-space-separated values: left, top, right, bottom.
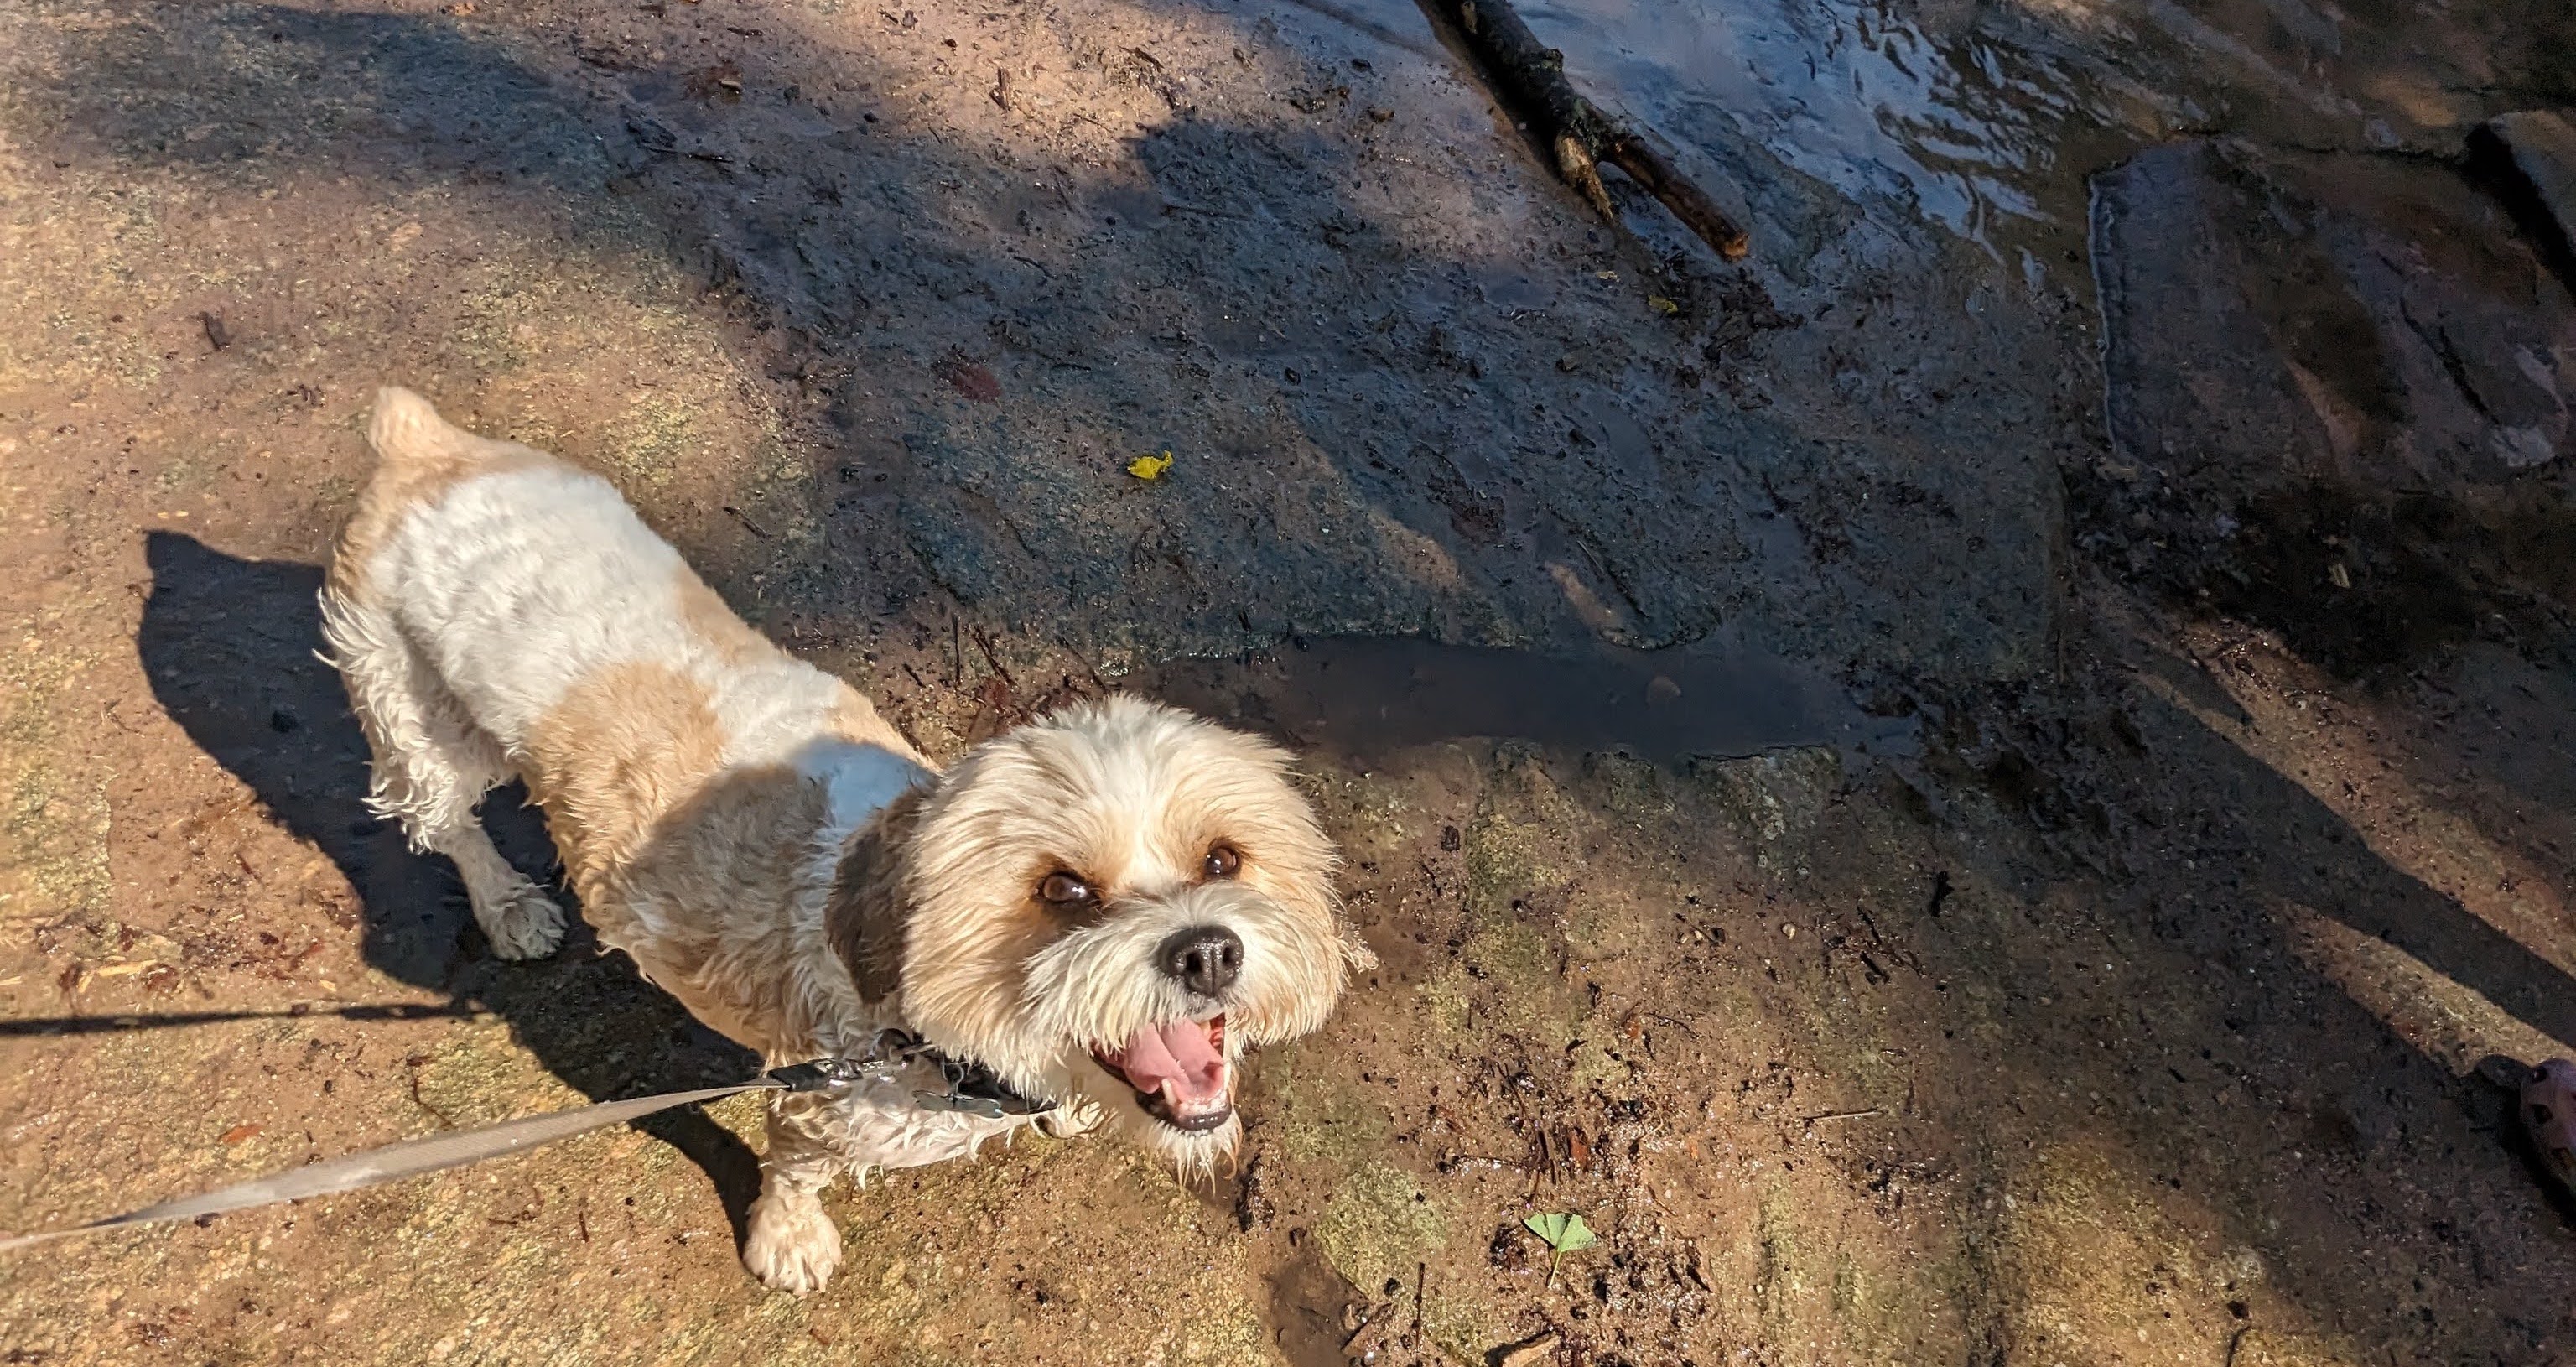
720, 504, 771, 538
967, 623, 1016, 689
1160, 199, 1249, 221
1802, 1107, 1883, 1125
1440, 0, 1748, 260
1434, 1152, 1533, 1174
406, 1066, 456, 1129
626, 116, 734, 164
1632, 1007, 1696, 1037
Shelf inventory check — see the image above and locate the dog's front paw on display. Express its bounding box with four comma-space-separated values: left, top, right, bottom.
744, 1188, 843, 1294
478, 882, 566, 960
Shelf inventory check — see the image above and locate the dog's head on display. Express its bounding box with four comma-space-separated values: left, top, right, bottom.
894, 694, 1364, 1170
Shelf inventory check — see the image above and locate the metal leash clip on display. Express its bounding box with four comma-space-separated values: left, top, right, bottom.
912, 1053, 1054, 1119
764, 1028, 1051, 1117
763, 1028, 931, 1093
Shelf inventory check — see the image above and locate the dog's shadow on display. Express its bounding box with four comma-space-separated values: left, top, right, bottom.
138, 531, 769, 1246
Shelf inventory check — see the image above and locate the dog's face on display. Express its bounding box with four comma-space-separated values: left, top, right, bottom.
896, 695, 1363, 1171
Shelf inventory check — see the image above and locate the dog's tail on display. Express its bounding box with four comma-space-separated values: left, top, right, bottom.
331, 387, 543, 597
366, 386, 477, 471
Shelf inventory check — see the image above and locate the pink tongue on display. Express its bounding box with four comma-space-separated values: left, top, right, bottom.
1116, 1019, 1227, 1103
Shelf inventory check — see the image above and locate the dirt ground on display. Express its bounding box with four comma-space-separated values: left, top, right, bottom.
3, 0, 2576, 1362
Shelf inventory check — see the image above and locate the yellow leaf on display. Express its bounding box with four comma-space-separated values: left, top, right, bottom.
1126, 450, 1174, 481
1648, 295, 1680, 314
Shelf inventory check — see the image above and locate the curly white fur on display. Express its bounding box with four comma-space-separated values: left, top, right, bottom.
320, 388, 1366, 1292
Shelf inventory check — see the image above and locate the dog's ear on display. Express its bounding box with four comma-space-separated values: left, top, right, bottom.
825, 787, 927, 1003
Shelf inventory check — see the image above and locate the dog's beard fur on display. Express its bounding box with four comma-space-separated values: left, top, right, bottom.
844, 696, 1368, 1174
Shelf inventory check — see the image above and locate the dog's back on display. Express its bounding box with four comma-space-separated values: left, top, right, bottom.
321, 388, 926, 956
332, 387, 714, 749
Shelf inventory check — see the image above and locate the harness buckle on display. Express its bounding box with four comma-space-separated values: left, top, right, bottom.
764, 1030, 1052, 1116
763, 1028, 929, 1093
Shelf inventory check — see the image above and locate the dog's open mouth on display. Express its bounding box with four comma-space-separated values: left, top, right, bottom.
1092, 1015, 1232, 1132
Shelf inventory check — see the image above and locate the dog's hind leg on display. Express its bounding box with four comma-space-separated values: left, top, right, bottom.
321, 590, 566, 959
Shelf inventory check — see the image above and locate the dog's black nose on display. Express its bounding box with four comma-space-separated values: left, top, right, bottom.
1157, 925, 1244, 997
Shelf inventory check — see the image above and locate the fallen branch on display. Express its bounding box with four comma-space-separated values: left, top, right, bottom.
1442, 0, 1749, 261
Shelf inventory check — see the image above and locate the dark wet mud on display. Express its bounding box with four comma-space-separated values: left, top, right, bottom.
1149, 635, 1910, 766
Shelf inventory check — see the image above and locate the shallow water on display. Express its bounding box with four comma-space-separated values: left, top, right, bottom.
1309, 0, 2501, 271
1535, 0, 2119, 249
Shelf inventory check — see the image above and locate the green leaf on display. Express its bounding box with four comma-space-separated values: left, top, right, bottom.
1523, 1212, 1596, 1252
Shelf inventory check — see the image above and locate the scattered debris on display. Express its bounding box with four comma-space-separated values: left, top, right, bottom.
932, 350, 1002, 402
2521, 1058, 2576, 1196
1492, 1328, 1561, 1367
1232, 1148, 1274, 1231
624, 116, 731, 164
685, 60, 745, 101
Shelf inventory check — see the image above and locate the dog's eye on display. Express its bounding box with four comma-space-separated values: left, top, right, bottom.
1038, 871, 1094, 907
1202, 843, 1242, 881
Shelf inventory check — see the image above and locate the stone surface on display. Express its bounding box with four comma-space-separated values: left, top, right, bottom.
2491, 109, 2576, 251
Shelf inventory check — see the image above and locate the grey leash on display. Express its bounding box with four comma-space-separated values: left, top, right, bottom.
0, 1030, 1050, 1250
0, 1079, 774, 1250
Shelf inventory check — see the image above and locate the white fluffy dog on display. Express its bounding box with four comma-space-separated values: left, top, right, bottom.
320, 389, 1369, 1292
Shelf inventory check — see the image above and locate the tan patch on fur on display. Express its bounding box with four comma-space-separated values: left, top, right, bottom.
619, 763, 834, 1054
823, 787, 927, 1003
523, 662, 727, 907
667, 564, 927, 769
330, 392, 551, 599
673, 567, 777, 668
824, 689, 928, 766
896, 847, 1068, 1052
